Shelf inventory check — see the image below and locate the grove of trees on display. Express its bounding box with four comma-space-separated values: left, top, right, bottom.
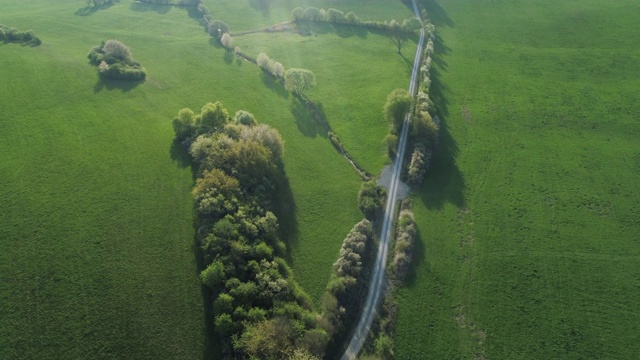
87, 40, 146, 81
173, 101, 329, 359
0, 24, 41, 45
284, 68, 316, 96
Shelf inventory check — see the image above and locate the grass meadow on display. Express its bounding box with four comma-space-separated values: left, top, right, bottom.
395, 0, 640, 359
0, 0, 415, 357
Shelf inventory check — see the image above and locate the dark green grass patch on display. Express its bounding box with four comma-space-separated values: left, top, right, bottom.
395, 0, 640, 359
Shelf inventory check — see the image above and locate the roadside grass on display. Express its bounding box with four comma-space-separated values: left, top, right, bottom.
395, 0, 640, 359
0, 0, 378, 358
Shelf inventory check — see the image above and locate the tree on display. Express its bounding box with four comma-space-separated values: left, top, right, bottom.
172, 108, 196, 140
388, 19, 408, 54
290, 7, 304, 21
235, 110, 256, 126
201, 260, 225, 287
199, 101, 229, 133
284, 68, 316, 96
240, 124, 285, 160
208, 20, 229, 38
359, 181, 386, 220
384, 89, 411, 132
220, 33, 233, 48
102, 39, 132, 64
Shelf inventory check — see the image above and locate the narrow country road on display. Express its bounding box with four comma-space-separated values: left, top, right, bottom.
340, 0, 425, 359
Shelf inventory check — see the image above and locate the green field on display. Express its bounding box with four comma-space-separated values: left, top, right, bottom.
0, 0, 417, 357
395, 0, 640, 359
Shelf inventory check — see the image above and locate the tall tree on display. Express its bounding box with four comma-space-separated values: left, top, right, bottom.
284, 68, 316, 96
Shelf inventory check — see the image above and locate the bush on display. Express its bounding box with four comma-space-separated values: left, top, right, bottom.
0, 24, 41, 45
220, 33, 233, 48
208, 20, 229, 38
88, 40, 146, 81
358, 181, 386, 220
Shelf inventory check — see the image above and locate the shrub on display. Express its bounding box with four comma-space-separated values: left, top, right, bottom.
234, 110, 256, 126
220, 33, 233, 48
407, 143, 431, 185
208, 20, 229, 38
88, 40, 145, 81
358, 181, 386, 220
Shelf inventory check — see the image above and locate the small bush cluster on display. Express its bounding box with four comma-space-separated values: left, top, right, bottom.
290, 7, 422, 34
390, 207, 417, 282
256, 53, 285, 78
87, 40, 146, 81
358, 181, 386, 220
0, 24, 41, 45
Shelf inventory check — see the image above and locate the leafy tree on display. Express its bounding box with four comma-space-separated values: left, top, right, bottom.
284, 68, 316, 95
103, 39, 132, 64
388, 19, 408, 54
326, 8, 345, 23
290, 7, 304, 21
214, 313, 235, 336
303, 7, 323, 21
240, 124, 285, 160
358, 181, 386, 220
235, 110, 256, 126
201, 260, 225, 287
220, 33, 233, 48
199, 101, 230, 133
208, 20, 229, 38
384, 89, 411, 132
172, 108, 196, 140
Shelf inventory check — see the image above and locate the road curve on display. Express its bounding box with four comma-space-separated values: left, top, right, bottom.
340, 1, 425, 359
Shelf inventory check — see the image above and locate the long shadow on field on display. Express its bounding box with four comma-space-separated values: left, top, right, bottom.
261, 72, 289, 99
272, 171, 300, 263
404, 225, 427, 287
93, 78, 143, 93
415, 0, 455, 28
417, 21, 465, 211
249, 0, 271, 16
170, 140, 193, 170
75, 3, 116, 16
130, 2, 172, 14
290, 96, 328, 138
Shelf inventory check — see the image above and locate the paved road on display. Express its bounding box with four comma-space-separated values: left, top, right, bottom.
340, 1, 425, 359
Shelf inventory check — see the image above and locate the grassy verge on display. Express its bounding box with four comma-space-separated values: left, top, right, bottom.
395, 0, 640, 358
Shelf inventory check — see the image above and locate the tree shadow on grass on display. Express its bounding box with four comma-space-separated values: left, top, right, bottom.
129, 1, 172, 14
272, 170, 300, 263
75, 2, 116, 16
295, 21, 369, 39
403, 224, 428, 288
417, 74, 465, 211
423, 0, 455, 28
290, 96, 327, 138
248, 0, 271, 16
261, 72, 289, 99
170, 139, 193, 170
93, 77, 143, 93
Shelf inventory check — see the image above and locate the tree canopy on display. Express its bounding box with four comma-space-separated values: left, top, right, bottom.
284, 68, 316, 95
